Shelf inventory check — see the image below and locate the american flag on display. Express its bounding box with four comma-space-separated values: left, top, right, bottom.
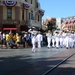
3, 1, 17, 7
39, 10, 44, 16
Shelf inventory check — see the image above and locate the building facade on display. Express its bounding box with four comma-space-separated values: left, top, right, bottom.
42, 17, 56, 30
56, 18, 61, 30
43, 16, 75, 31
61, 16, 75, 31
0, 0, 44, 32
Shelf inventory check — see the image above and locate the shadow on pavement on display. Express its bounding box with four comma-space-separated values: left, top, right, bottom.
0, 55, 67, 75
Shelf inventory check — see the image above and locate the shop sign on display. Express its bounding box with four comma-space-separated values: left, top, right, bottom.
0, 20, 19, 24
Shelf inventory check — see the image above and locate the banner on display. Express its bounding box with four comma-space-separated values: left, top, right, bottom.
23, 3, 29, 10
3, 0, 17, 7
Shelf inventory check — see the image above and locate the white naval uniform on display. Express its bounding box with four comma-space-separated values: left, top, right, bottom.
59, 34, 63, 48
31, 35, 37, 52
55, 34, 60, 48
40, 34, 43, 47
65, 33, 69, 48
69, 34, 73, 48
36, 34, 42, 48
74, 33, 75, 47
52, 35, 55, 47
71, 33, 74, 47
62, 33, 66, 47
46, 33, 52, 48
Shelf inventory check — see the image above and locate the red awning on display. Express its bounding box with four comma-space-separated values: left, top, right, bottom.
3, 28, 17, 30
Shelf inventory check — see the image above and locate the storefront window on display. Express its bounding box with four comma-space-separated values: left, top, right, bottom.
38, 15, 40, 21
22, 9, 24, 20
7, 8, 12, 19
31, 10, 34, 20
29, 12, 30, 19
31, 0, 33, 4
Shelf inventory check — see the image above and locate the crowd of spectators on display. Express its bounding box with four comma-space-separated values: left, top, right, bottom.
0, 30, 47, 49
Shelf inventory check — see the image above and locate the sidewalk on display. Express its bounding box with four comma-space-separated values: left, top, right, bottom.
0, 47, 75, 75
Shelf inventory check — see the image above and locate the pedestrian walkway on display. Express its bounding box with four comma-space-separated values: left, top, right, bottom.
0, 47, 75, 75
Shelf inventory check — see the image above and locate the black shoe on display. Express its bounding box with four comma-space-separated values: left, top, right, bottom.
66, 47, 68, 49
48, 47, 49, 49
56, 47, 58, 49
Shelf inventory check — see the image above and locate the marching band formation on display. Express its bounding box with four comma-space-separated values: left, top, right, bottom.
31, 30, 75, 52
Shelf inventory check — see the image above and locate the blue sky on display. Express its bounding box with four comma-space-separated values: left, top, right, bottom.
39, 0, 75, 20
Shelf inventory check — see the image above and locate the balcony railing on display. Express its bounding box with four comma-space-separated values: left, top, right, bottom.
27, 20, 41, 28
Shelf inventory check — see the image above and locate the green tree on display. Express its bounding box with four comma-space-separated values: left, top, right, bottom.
46, 20, 56, 34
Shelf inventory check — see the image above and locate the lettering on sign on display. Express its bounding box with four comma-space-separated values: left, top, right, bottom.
0, 20, 19, 24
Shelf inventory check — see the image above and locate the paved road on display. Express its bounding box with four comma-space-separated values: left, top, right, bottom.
0, 47, 75, 75
47, 52, 75, 75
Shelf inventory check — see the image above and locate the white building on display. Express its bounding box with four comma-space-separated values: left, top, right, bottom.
56, 18, 61, 30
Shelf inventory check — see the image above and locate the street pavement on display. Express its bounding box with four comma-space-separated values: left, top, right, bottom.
47, 52, 75, 75
0, 47, 75, 75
